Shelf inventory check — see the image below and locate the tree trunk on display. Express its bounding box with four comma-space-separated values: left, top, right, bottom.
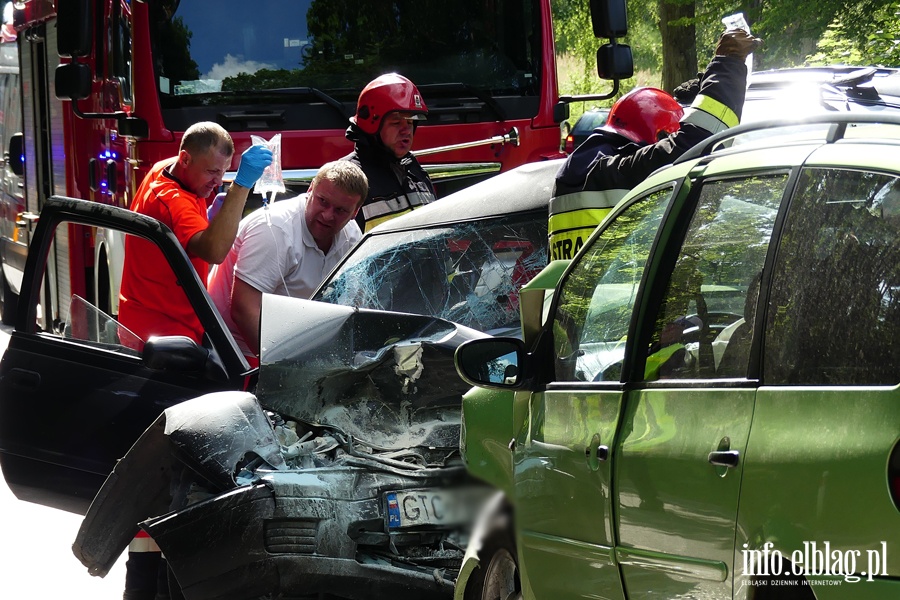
658, 0, 697, 94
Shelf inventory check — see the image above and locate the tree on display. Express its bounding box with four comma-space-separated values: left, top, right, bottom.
658, 0, 696, 92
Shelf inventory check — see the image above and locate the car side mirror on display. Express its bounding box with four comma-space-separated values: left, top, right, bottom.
7, 132, 23, 177
455, 338, 526, 389
590, 0, 628, 38
597, 43, 634, 80
142, 335, 228, 381
56, 0, 93, 58
55, 63, 92, 101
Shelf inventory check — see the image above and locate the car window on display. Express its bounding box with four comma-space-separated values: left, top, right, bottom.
316, 211, 547, 335
765, 168, 900, 385
551, 186, 674, 382
643, 174, 786, 381
63, 294, 142, 356
572, 110, 608, 135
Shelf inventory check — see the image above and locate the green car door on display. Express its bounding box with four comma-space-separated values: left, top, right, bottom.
612, 172, 787, 599
513, 186, 678, 600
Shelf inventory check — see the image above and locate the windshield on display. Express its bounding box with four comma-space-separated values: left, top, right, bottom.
149, 0, 541, 111
314, 211, 548, 336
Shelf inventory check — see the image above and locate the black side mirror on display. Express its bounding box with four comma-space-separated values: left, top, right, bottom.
7, 132, 23, 177
553, 102, 570, 124
55, 63, 92, 101
455, 338, 526, 389
117, 116, 150, 139
597, 43, 634, 80
590, 0, 628, 38
143, 335, 210, 372
57, 0, 93, 58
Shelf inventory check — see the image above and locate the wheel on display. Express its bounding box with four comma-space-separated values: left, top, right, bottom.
464, 525, 521, 600
1, 267, 17, 326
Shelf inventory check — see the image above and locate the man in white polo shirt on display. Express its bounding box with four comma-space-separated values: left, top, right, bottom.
208, 160, 368, 365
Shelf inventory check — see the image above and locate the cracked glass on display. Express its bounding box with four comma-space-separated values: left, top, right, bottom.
315, 210, 548, 336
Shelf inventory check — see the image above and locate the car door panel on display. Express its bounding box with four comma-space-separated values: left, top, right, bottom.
0, 197, 247, 515
615, 387, 755, 599
516, 388, 625, 600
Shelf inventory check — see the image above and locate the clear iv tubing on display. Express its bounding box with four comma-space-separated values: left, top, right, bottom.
262, 189, 290, 296
263, 190, 275, 226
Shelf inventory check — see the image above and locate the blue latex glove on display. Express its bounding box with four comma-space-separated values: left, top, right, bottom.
233, 144, 273, 188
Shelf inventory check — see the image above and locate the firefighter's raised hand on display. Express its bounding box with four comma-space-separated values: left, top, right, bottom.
234, 144, 274, 189
715, 29, 762, 60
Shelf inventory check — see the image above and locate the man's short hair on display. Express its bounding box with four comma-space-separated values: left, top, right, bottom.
180, 122, 235, 157
313, 160, 369, 206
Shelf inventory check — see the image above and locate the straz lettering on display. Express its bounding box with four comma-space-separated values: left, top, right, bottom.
550, 236, 584, 260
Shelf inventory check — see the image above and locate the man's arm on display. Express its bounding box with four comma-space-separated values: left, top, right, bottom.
231, 276, 263, 355
187, 144, 273, 264
188, 182, 252, 264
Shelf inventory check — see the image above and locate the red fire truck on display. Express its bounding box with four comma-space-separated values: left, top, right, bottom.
0, 0, 576, 330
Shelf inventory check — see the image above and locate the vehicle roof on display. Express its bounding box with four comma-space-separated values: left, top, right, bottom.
743, 66, 900, 123
366, 157, 561, 233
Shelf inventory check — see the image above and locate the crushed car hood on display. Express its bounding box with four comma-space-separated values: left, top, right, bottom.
74, 298, 486, 579
257, 296, 487, 451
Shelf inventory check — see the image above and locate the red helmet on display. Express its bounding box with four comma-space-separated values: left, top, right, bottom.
353, 73, 428, 135
605, 87, 683, 145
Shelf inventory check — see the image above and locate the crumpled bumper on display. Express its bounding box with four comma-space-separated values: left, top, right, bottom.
144, 471, 457, 600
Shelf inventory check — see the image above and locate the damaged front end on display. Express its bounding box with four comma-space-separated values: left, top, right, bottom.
74, 298, 490, 600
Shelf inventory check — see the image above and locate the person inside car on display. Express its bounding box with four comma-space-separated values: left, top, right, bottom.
343, 73, 436, 232
548, 29, 762, 261
207, 160, 368, 364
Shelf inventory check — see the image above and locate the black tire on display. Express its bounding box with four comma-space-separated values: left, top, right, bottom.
1, 268, 17, 326
464, 524, 521, 600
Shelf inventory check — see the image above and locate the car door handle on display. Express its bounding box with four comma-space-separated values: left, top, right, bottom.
708, 450, 740, 468
5, 368, 41, 390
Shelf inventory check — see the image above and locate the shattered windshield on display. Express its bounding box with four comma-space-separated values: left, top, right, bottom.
314, 211, 548, 336
149, 0, 541, 106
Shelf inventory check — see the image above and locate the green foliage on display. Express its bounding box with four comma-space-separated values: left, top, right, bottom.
806, 2, 900, 66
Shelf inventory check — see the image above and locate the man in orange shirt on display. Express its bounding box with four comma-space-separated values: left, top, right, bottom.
118, 121, 272, 347
116, 121, 271, 600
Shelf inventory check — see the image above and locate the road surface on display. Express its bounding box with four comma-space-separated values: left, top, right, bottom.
0, 324, 126, 597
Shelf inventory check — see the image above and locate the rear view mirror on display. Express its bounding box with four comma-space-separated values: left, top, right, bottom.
557, 0, 634, 108
7, 132, 23, 177
56, 0, 93, 58
591, 0, 628, 38
455, 338, 526, 389
597, 43, 634, 80
55, 63, 92, 101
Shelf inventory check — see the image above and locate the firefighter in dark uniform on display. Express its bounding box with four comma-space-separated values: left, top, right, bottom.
549, 29, 762, 260
344, 73, 436, 232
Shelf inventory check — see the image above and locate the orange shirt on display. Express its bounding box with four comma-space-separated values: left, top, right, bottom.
118, 159, 209, 345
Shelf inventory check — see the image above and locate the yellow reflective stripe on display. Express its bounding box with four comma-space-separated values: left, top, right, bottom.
550, 189, 626, 216
364, 207, 414, 232
644, 344, 685, 380
549, 207, 611, 236
682, 94, 739, 133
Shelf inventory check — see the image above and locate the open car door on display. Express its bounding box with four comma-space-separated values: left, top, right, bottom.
0, 197, 250, 514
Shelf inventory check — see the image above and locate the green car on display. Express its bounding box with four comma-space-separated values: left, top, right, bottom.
454, 114, 900, 600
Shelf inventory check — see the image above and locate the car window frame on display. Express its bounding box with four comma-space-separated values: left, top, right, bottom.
15, 196, 250, 379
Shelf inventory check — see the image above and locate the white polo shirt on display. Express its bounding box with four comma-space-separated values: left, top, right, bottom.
208, 193, 362, 356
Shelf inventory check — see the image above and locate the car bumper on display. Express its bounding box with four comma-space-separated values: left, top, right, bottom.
145, 473, 458, 600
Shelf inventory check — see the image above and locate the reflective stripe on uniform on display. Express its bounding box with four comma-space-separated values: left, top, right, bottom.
549, 189, 625, 217
682, 94, 738, 134
361, 190, 432, 229
549, 208, 612, 237
128, 531, 161, 553
365, 207, 414, 232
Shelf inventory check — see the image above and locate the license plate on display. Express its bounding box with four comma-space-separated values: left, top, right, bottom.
385, 488, 484, 529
